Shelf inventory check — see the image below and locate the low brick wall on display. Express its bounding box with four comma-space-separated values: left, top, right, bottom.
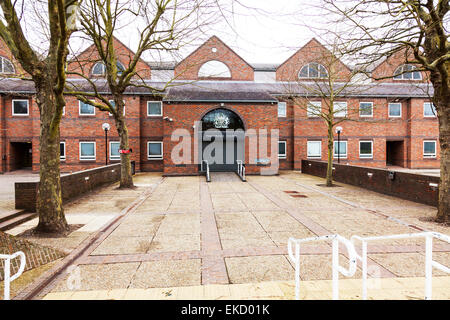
0, 231, 66, 281
301, 160, 439, 207
15, 162, 134, 212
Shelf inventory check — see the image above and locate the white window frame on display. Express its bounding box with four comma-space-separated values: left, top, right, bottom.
147, 101, 163, 117
79, 141, 96, 161
148, 141, 163, 160
423, 140, 437, 158
333, 140, 348, 159
0, 56, 15, 74
334, 102, 347, 118
278, 102, 287, 117
109, 141, 121, 160
388, 102, 402, 118
79, 100, 96, 116
359, 102, 373, 117
423, 102, 436, 118
359, 140, 373, 159
12, 99, 29, 116
307, 101, 321, 118
62, 106, 65, 116
60, 142, 66, 161
109, 100, 126, 116
393, 64, 422, 81
278, 141, 287, 159
307, 140, 322, 158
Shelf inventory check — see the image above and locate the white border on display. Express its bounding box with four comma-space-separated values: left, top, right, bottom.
359, 140, 373, 159
423, 102, 436, 118
359, 102, 373, 117
60, 141, 66, 161
79, 100, 96, 116
423, 140, 437, 158
388, 102, 402, 118
109, 141, 121, 160
333, 140, 348, 159
307, 101, 321, 118
148, 141, 163, 160
79, 141, 96, 161
147, 101, 163, 117
393, 64, 422, 81
307, 140, 321, 158
12, 99, 29, 116
109, 100, 126, 116
334, 101, 347, 118
278, 141, 287, 159
278, 101, 287, 117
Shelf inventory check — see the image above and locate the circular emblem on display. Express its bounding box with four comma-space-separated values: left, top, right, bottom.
213, 112, 230, 128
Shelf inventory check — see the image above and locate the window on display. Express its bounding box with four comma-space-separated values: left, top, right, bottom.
278, 141, 287, 159
147, 101, 162, 116
198, 60, 231, 78
393, 64, 422, 80
148, 141, 163, 160
423, 140, 437, 158
278, 102, 287, 117
359, 102, 373, 117
92, 61, 125, 76
307, 101, 321, 117
388, 103, 402, 118
109, 100, 125, 116
307, 141, 321, 158
424, 102, 436, 117
359, 141, 373, 159
0, 56, 15, 74
298, 62, 328, 79
334, 102, 347, 118
12, 99, 29, 116
334, 141, 347, 158
110, 142, 120, 160
79, 142, 96, 160
60, 142, 66, 161
79, 100, 95, 115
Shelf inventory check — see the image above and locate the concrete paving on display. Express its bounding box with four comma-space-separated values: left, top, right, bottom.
4, 171, 449, 300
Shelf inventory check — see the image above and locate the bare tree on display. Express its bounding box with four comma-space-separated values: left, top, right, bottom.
0, 1, 80, 234
318, 0, 449, 222
66, 0, 216, 188
283, 39, 374, 186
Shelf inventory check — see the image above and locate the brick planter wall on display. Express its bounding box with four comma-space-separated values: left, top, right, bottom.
15, 162, 134, 212
301, 160, 439, 207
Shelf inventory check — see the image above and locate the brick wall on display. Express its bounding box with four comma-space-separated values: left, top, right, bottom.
0, 231, 66, 282
301, 160, 439, 206
15, 163, 132, 212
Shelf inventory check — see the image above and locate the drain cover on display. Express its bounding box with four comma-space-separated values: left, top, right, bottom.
284, 191, 299, 194
290, 194, 307, 198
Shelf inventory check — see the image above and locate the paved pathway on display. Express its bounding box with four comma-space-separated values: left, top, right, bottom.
6, 171, 449, 300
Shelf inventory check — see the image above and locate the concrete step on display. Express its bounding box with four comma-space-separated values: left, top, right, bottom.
0, 210, 25, 224
0, 212, 37, 231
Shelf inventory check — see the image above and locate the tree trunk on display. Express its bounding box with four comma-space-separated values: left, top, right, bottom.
116, 109, 134, 189
34, 78, 69, 234
326, 125, 334, 187
433, 76, 450, 223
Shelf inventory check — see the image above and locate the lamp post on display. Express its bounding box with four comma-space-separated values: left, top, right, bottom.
335, 126, 343, 163
102, 123, 110, 166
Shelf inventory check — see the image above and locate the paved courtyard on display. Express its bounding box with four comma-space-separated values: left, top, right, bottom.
4, 171, 450, 300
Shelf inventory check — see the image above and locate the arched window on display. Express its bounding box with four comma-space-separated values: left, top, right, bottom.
0, 56, 15, 74
393, 64, 422, 80
198, 60, 231, 78
92, 61, 125, 76
299, 62, 328, 79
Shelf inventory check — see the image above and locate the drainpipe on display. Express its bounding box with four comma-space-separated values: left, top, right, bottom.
1, 94, 6, 173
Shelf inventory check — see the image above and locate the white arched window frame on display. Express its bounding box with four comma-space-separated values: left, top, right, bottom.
0, 56, 15, 74
92, 61, 125, 76
298, 62, 328, 79
393, 64, 422, 80
198, 60, 231, 78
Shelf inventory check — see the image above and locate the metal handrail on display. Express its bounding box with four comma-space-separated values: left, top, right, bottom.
351, 231, 450, 300
288, 234, 357, 300
236, 160, 246, 181
1, 251, 26, 300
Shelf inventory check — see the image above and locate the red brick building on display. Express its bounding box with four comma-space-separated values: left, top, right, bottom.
0, 36, 440, 175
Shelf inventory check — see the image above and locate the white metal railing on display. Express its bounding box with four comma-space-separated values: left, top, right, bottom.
351, 231, 450, 300
236, 160, 246, 181
202, 160, 210, 182
1, 251, 26, 300
288, 234, 357, 300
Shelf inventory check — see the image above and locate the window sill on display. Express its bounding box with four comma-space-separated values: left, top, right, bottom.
148, 157, 163, 160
